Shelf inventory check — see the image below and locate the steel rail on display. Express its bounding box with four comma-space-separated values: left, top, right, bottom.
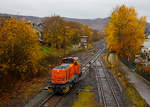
99, 59, 121, 107
38, 94, 54, 107
81, 48, 103, 68
101, 58, 123, 94
95, 61, 107, 107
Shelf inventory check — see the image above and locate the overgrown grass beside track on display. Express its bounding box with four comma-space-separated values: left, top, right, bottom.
72, 86, 100, 107
136, 64, 150, 82
40, 46, 84, 57
40, 45, 84, 72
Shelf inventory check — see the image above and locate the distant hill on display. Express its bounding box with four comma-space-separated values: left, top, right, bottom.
0, 13, 109, 31
0, 13, 43, 24
1, 13, 150, 33
63, 17, 109, 30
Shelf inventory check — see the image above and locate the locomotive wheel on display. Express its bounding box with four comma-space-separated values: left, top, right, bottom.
48, 87, 54, 93
63, 85, 70, 93
79, 72, 82, 77
74, 76, 79, 83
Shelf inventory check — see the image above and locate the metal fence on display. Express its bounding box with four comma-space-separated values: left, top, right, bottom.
118, 55, 136, 71
140, 53, 146, 59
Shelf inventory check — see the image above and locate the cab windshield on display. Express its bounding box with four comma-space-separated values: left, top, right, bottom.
62, 59, 74, 64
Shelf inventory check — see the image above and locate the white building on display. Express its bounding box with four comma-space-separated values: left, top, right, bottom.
141, 39, 150, 54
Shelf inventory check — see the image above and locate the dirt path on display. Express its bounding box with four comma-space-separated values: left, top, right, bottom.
120, 63, 150, 106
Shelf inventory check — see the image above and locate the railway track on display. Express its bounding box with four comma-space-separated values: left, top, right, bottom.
39, 83, 81, 107
100, 58, 125, 106
38, 94, 54, 107
41, 95, 65, 107
94, 52, 124, 107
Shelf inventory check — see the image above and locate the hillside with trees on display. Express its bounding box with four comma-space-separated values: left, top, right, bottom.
42, 16, 99, 49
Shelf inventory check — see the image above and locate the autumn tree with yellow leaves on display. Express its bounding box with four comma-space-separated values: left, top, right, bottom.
0, 18, 42, 84
92, 29, 101, 41
43, 16, 95, 49
81, 24, 93, 46
106, 5, 146, 61
43, 16, 73, 49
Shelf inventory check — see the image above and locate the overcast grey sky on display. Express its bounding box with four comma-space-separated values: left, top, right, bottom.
0, 0, 150, 21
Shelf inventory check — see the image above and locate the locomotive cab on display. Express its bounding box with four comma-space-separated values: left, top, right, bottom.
62, 58, 74, 64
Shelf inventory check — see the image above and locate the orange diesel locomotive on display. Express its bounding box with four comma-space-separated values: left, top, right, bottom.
48, 57, 81, 94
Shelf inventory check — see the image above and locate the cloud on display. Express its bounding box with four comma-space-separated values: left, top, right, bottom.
0, 0, 150, 21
